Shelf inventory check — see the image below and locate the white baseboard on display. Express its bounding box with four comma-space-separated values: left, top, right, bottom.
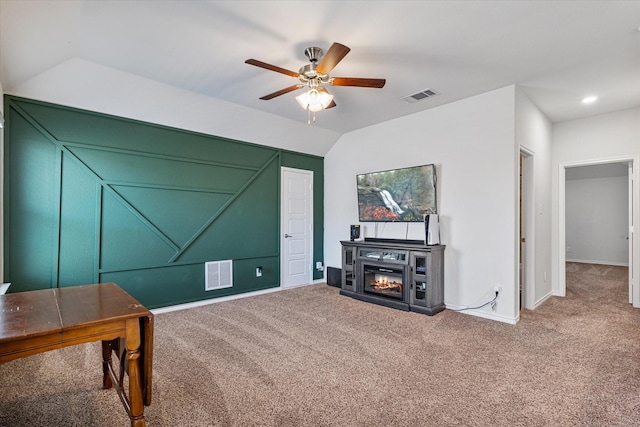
535, 290, 554, 308
566, 259, 629, 267
151, 281, 320, 315
444, 303, 519, 324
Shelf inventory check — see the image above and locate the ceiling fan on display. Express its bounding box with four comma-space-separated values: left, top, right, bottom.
245, 42, 386, 124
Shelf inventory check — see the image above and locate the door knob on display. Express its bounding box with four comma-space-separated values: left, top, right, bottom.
284, 234, 292, 238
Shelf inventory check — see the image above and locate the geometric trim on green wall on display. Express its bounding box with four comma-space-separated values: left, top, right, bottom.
4, 96, 323, 307
8, 100, 278, 276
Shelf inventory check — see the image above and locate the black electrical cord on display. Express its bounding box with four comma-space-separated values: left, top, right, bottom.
448, 291, 499, 312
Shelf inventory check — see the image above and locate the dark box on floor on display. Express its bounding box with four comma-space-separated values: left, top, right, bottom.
327, 267, 341, 288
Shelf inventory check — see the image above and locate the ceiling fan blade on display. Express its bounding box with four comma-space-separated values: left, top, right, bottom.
330, 77, 386, 88
325, 100, 337, 109
259, 84, 303, 100
245, 59, 299, 78
316, 42, 351, 75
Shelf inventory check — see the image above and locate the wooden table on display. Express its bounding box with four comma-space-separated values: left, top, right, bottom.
0, 282, 153, 426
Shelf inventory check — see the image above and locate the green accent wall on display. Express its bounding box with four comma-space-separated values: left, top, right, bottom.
3, 96, 324, 308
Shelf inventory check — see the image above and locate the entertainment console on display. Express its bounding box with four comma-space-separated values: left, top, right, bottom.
340, 239, 445, 315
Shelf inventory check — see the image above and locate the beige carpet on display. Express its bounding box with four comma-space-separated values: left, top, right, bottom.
1, 262, 639, 426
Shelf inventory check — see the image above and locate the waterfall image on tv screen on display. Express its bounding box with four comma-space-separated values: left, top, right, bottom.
357, 164, 437, 222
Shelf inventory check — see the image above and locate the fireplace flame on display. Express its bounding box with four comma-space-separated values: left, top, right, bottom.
372, 276, 402, 292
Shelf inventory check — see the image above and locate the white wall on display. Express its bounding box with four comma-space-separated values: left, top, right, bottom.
551, 107, 640, 293
515, 88, 553, 308
6, 59, 341, 157
566, 175, 628, 265
552, 108, 640, 161
325, 86, 520, 323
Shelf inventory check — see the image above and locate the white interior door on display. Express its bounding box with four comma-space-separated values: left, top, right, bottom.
520, 149, 535, 310
281, 167, 313, 288
520, 154, 525, 309
629, 162, 635, 304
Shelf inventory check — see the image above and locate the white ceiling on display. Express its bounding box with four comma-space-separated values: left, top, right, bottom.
1, 0, 639, 139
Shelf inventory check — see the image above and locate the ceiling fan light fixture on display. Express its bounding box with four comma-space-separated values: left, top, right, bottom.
295, 88, 333, 112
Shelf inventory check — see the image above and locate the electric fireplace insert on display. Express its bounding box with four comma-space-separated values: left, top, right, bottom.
363, 264, 404, 300
353, 247, 411, 310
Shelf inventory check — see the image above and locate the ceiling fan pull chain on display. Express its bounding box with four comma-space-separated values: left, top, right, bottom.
307, 107, 311, 126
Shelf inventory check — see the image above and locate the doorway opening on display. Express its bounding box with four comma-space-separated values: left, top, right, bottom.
558, 157, 639, 306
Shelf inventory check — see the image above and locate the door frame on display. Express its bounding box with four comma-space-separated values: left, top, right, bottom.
520, 148, 535, 310
629, 162, 635, 303
557, 155, 639, 306
280, 167, 314, 288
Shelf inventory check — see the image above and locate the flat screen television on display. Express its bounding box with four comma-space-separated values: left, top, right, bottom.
357, 164, 437, 222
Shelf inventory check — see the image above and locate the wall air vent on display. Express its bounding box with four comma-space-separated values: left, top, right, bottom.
205, 260, 233, 291
402, 88, 440, 104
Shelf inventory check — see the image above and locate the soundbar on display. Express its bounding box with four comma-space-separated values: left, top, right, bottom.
364, 238, 425, 245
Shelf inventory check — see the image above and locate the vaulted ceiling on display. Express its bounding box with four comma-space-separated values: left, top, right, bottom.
1, 1, 639, 152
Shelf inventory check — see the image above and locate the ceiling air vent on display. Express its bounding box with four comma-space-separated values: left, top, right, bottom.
402, 88, 440, 104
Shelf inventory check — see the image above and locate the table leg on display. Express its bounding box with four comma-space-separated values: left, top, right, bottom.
142, 315, 154, 406
125, 318, 146, 427
102, 340, 114, 389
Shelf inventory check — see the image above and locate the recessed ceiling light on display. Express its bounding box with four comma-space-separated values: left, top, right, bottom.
581, 95, 598, 104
